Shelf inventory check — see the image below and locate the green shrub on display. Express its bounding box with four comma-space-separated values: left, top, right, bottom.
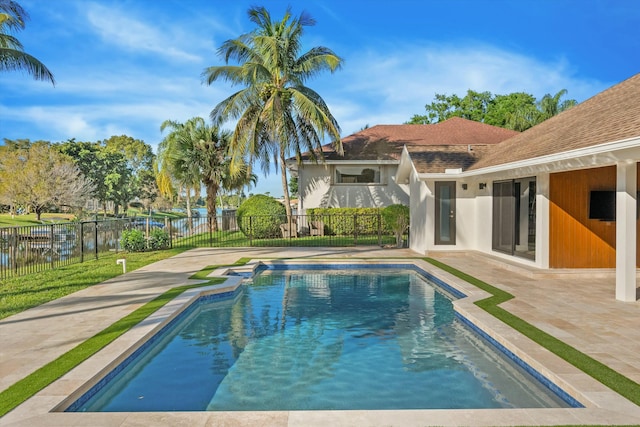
381, 204, 409, 247
148, 229, 170, 250
307, 207, 381, 235
120, 229, 146, 252
120, 228, 170, 252
237, 195, 286, 239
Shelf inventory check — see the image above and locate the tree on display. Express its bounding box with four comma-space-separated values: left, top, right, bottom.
103, 135, 156, 209
100, 150, 132, 215
288, 175, 298, 197
537, 89, 578, 121
407, 90, 492, 124
203, 6, 343, 217
407, 89, 577, 131
56, 139, 132, 215
381, 204, 409, 248
0, 143, 93, 219
485, 92, 537, 130
158, 119, 202, 223
0, 0, 54, 84
160, 117, 253, 231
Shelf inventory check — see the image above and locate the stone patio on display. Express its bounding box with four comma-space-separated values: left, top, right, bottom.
1, 247, 640, 426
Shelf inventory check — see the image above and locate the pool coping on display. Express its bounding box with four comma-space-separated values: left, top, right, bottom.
4, 258, 640, 426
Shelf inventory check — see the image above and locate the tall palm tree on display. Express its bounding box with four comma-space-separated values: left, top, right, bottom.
160, 117, 253, 232
0, 0, 54, 84
203, 6, 343, 217
159, 119, 202, 225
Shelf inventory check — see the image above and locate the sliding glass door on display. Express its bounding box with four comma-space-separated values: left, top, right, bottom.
492, 178, 536, 260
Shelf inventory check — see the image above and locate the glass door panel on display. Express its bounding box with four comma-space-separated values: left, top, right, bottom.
492, 178, 536, 260
435, 182, 456, 245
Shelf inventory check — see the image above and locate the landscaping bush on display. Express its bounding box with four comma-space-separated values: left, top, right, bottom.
120, 229, 146, 252
121, 228, 170, 252
381, 204, 409, 247
148, 229, 170, 250
307, 207, 381, 235
237, 195, 286, 239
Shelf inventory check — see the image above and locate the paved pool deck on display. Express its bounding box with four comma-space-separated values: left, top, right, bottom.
1, 247, 640, 426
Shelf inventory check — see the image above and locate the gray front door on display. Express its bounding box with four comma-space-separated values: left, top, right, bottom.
435, 182, 456, 245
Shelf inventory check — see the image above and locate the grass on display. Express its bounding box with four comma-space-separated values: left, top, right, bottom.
175, 230, 398, 248
0, 257, 249, 418
0, 247, 191, 320
0, 212, 76, 227
424, 257, 640, 407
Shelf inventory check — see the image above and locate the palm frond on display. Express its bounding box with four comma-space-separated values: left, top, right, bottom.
0, 47, 55, 84
0, 0, 27, 32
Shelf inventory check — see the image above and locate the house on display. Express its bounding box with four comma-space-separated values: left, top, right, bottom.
395, 73, 640, 302
288, 118, 518, 212
290, 73, 640, 301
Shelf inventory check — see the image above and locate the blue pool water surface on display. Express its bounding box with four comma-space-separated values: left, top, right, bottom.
71, 268, 572, 411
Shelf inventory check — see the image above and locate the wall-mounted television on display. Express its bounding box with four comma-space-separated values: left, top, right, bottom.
589, 190, 615, 221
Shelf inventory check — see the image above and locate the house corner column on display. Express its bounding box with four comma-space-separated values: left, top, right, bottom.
536, 174, 550, 269
616, 161, 637, 301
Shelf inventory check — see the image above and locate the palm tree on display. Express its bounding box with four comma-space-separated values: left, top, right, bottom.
537, 89, 577, 121
159, 119, 202, 226
506, 89, 577, 131
0, 0, 54, 84
160, 117, 254, 232
202, 6, 343, 217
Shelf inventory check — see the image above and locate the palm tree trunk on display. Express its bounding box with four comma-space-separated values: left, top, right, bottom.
279, 151, 292, 218
206, 180, 219, 232
186, 186, 193, 230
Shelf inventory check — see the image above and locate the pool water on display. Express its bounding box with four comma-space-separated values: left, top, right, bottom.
72, 269, 571, 411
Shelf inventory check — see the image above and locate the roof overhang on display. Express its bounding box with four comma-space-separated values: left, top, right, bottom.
411, 135, 640, 181
286, 159, 399, 173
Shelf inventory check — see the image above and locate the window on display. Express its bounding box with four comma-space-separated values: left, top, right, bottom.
334, 166, 382, 184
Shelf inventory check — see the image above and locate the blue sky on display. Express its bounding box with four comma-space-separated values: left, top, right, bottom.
2, 0, 639, 196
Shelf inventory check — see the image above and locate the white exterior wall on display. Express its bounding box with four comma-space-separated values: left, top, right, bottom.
298, 163, 409, 212
474, 181, 493, 254
411, 174, 546, 269
408, 170, 429, 254
452, 181, 477, 251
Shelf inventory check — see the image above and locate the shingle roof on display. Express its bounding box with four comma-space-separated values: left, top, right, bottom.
306, 117, 518, 167
408, 144, 496, 173
469, 73, 640, 170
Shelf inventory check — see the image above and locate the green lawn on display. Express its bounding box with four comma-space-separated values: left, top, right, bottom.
0, 246, 191, 320
174, 229, 399, 248
0, 212, 76, 227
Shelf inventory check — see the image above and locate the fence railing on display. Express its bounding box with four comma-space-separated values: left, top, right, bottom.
0, 214, 409, 279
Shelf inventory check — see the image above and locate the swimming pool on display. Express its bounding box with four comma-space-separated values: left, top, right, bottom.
67, 265, 576, 412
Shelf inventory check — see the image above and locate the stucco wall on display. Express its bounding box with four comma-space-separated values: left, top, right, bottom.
409, 173, 545, 268
298, 163, 409, 212
408, 171, 429, 254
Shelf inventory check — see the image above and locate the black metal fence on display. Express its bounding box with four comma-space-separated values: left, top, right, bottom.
0, 214, 408, 279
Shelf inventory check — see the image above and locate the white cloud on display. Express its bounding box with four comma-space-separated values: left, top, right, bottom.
1, 37, 612, 195
320, 42, 611, 135
85, 2, 202, 63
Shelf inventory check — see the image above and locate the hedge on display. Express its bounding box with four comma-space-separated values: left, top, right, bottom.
307, 207, 382, 235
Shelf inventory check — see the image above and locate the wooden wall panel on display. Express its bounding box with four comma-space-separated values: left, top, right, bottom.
549, 167, 617, 268
550, 164, 640, 268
